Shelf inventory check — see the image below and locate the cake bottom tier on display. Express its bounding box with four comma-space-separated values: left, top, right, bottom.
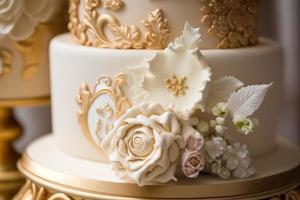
16, 134, 300, 200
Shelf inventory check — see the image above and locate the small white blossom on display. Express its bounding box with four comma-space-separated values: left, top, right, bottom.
216, 117, 225, 125
205, 137, 227, 160
233, 166, 256, 179
211, 162, 220, 174
234, 117, 255, 135
211, 103, 228, 117
218, 167, 231, 179
211, 163, 231, 179
215, 125, 226, 136
197, 120, 209, 133
223, 143, 255, 179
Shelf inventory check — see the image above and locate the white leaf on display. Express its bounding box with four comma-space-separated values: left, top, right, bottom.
227, 84, 272, 118
168, 23, 201, 53
205, 76, 244, 111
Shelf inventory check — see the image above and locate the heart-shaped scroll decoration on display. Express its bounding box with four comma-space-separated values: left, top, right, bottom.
77, 73, 131, 148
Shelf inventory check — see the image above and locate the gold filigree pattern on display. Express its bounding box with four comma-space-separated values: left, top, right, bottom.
269, 187, 300, 200
200, 0, 258, 48
68, 0, 88, 45
68, 0, 170, 49
13, 180, 76, 200
109, 24, 144, 49
77, 73, 131, 145
143, 9, 171, 49
0, 48, 13, 78
103, 0, 124, 10
12, 23, 64, 80
165, 74, 189, 97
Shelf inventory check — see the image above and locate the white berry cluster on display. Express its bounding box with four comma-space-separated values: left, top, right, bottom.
189, 102, 256, 179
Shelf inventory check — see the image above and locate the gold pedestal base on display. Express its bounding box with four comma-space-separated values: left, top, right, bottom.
0, 107, 24, 199
0, 97, 50, 199
13, 135, 300, 200
14, 181, 299, 200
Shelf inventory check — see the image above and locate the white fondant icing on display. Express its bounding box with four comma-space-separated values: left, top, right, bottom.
204, 76, 244, 111
50, 34, 282, 162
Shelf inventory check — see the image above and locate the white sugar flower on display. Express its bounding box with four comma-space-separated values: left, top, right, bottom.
211, 163, 231, 179
218, 167, 231, 179
223, 143, 255, 179
0, 0, 64, 40
211, 103, 228, 117
128, 23, 211, 119
215, 125, 226, 136
101, 104, 191, 186
216, 117, 225, 125
233, 166, 256, 179
205, 137, 227, 160
233, 117, 255, 135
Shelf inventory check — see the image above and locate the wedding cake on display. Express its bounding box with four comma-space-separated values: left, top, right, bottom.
15, 0, 300, 199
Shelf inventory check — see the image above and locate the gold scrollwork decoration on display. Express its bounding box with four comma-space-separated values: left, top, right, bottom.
269, 187, 300, 200
68, 0, 89, 45
68, 0, 171, 49
14, 23, 60, 80
200, 0, 258, 49
0, 48, 13, 78
77, 73, 131, 146
13, 180, 76, 200
102, 0, 124, 10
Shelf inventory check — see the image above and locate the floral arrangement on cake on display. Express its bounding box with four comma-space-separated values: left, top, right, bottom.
77, 23, 271, 186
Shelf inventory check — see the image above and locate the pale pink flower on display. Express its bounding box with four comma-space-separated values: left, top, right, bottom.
186, 132, 204, 151
181, 150, 205, 178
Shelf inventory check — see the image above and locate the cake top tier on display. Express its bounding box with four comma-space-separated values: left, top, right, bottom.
69, 0, 258, 50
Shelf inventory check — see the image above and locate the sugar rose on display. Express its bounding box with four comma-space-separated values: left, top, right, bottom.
101, 104, 190, 186
181, 150, 205, 178
0, 0, 64, 40
0, 0, 24, 38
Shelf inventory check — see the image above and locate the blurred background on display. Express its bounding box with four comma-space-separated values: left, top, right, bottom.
13, 0, 300, 152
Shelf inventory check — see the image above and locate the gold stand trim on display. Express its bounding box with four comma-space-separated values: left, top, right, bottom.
14, 180, 300, 200
0, 96, 50, 199
0, 107, 24, 199
15, 153, 300, 199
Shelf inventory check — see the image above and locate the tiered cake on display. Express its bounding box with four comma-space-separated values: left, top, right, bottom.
15, 0, 300, 199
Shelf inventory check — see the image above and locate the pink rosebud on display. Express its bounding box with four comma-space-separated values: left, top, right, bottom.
181, 150, 205, 178
186, 132, 204, 151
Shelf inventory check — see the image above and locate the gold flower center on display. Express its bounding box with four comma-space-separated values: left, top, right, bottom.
165, 74, 188, 97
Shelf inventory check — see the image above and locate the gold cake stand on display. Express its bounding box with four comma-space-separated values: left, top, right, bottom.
0, 97, 50, 199
12, 135, 300, 200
